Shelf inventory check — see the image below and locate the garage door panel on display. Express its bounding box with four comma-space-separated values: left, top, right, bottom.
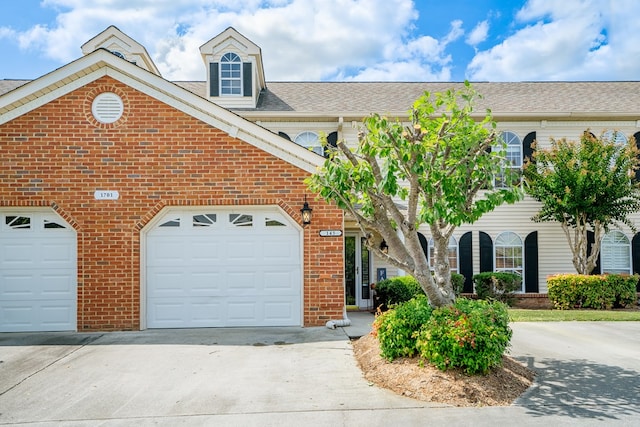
1, 300, 75, 332
148, 299, 224, 328
40, 241, 75, 265
263, 269, 298, 292
1, 242, 37, 267
226, 271, 258, 293
147, 269, 223, 297
1, 270, 75, 299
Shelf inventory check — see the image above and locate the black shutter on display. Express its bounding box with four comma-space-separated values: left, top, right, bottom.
210, 63, 219, 97
523, 131, 536, 164
632, 233, 640, 291
278, 132, 291, 141
459, 232, 473, 293
587, 230, 601, 274
326, 131, 338, 157
417, 232, 428, 264
524, 231, 539, 292
479, 231, 493, 272
243, 62, 252, 97
634, 132, 640, 182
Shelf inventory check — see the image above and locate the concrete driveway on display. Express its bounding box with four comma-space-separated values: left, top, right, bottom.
1, 317, 639, 426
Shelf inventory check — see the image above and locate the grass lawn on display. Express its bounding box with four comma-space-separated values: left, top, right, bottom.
509, 308, 640, 322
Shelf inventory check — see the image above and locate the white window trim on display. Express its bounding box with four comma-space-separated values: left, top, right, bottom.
220, 52, 242, 96
494, 130, 522, 188
601, 230, 632, 274
494, 231, 525, 292
294, 131, 323, 156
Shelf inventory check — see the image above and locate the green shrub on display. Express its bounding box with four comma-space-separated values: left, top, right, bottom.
374, 273, 466, 308
373, 295, 433, 361
451, 272, 466, 296
472, 272, 522, 305
547, 273, 638, 310
416, 299, 512, 375
374, 276, 423, 307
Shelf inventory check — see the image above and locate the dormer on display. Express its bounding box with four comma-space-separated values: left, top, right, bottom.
199, 27, 266, 109
81, 26, 161, 76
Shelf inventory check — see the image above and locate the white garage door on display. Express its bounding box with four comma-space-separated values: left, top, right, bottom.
0, 211, 77, 332
146, 208, 302, 328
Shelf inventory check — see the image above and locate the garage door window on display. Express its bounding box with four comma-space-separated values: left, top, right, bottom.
159, 217, 180, 227
266, 217, 286, 227
193, 214, 217, 226
44, 220, 66, 229
6, 215, 31, 229
230, 213, 252, 227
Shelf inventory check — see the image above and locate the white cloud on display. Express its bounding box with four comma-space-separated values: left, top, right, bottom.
1, 0, 465, 82
466, 20, 488, 46
467, 0, 640, 81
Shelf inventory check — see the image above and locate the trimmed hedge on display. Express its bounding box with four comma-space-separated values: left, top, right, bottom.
472, 272, 522, 305
547, 273, 638, 310
374, 273, 466, 309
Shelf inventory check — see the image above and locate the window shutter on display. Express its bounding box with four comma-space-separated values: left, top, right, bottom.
587, 230, 601, 274
325, 131, 338, 157
479, 231, 493, 272
417, 232, 428, 264
632, 233, 640, 291
523, 131, 536, 164
524, 231, 539, 292
243, 62, 252, 97
278, 131, 291, 141
633, 132, 640, 182
210, 63, 219, 97
459, 232, 473, 293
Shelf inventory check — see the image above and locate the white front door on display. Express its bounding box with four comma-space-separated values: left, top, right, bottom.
0, 210, 77, 332
145, 207, 301, 328
345, 234, 371, 310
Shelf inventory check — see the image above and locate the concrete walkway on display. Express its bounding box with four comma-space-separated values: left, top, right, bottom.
1, 314, 639, 426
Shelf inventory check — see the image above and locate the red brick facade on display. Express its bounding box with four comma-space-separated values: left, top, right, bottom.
0, 76, 344, 330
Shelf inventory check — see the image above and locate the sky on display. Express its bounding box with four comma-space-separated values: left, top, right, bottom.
0, 0, 638, 83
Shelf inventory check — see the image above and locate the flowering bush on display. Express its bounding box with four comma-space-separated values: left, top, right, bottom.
415, 299, 512, 375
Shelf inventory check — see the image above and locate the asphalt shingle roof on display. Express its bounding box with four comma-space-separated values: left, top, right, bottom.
3, 78, 640, 119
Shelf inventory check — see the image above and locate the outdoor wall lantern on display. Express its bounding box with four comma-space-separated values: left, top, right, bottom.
301, 196, 313, 226
380, 240, 389, 254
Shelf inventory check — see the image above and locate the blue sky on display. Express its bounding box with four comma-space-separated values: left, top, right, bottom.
0, 0, 638, 82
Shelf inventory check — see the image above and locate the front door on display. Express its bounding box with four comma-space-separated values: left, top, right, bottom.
345, 234, 371, 310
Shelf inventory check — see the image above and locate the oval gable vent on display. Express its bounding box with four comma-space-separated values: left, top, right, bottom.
91, 92, 124, 124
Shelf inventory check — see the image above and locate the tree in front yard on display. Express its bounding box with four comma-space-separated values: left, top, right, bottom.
306, 82, 522, 307
523, 131, 640, 274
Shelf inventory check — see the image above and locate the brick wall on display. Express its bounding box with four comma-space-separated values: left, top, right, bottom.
0, 76, 344, 330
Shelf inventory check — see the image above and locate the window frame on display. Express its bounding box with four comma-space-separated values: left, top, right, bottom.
494, 130, 522, 188
494, 231, 524, 291
428, 236, 459, 273
220, 52, 242, 96
294, 131, 323, 156
600, 230, 632, 274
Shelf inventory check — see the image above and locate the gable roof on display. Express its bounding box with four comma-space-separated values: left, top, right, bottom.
81, 25, 161, 76
0, 49, 322, 173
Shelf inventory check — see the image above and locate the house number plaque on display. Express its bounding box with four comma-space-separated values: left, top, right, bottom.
94, 190, 120, 200
319, 230, 342, 237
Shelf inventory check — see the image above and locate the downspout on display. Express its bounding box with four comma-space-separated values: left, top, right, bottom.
325, 306, 351, 329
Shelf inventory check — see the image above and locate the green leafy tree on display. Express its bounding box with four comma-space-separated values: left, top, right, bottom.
523, 131, 640, 274
306, 82, 522, 307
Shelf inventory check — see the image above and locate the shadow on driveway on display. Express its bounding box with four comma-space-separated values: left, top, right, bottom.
515, 356, 640, 422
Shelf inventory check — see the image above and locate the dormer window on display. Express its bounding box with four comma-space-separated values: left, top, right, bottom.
220, 52, 242, 96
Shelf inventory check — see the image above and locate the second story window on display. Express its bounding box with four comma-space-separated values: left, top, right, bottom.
295, 131, 323, 156
495, 131, 522, 187
220, 52, 242, 95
